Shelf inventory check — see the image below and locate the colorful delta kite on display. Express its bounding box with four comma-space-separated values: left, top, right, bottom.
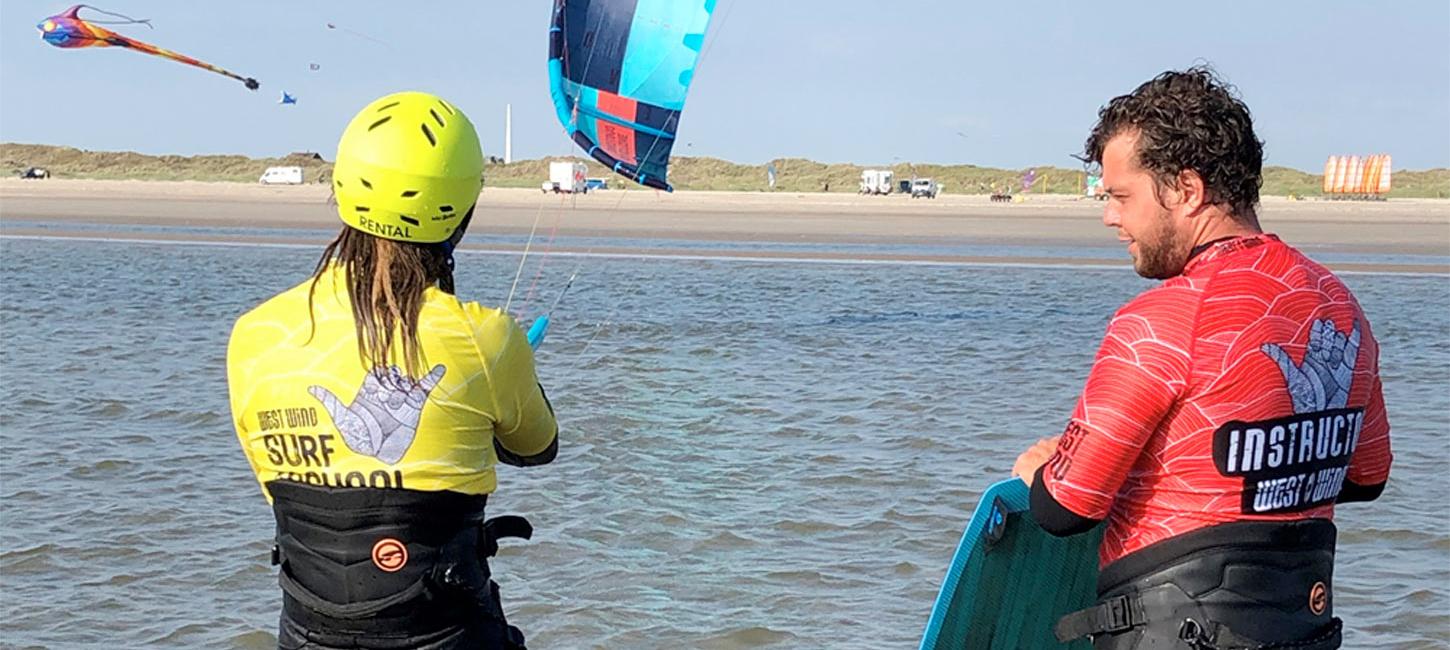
548, 0, 716, 191
38, 5, 259, 90
279, 91, 297, 105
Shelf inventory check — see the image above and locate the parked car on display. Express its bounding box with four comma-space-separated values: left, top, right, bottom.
18, 167, 51, 179
910, 178, 940, 199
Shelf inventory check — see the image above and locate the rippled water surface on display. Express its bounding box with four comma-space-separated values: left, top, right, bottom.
2, 236, 1446, 648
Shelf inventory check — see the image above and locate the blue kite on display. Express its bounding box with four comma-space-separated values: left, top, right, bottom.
547, 0, 715, 191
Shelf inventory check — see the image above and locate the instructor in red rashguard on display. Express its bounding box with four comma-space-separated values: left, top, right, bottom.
1012, 67, 1392, 649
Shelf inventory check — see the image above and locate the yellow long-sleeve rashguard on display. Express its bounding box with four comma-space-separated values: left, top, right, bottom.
227, 266, 557, 501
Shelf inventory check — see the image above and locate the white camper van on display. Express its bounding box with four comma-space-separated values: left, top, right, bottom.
859, 169, 894, 195
542, 161, 588, 193
259, 166, 304, 185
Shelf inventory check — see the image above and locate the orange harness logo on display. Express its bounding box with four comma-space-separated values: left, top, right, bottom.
1308, 581, 1328, 616
371, 538, 408, 572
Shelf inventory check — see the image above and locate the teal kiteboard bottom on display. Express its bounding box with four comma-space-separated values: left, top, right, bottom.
920, 478, 1104, 649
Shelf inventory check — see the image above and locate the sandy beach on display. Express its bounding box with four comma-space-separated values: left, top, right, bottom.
2, 179, 1447, 272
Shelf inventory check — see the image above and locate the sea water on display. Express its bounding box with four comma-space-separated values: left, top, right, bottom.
1, 234, 1445, 648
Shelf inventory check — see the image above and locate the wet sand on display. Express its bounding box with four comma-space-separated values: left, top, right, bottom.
2, 179, 1447, 272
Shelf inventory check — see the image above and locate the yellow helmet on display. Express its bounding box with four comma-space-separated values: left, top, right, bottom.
332, 91, 484, 244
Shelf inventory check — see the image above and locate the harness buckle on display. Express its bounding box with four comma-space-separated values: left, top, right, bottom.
1101, 594, 1138, 632
271, 544, 281, 566
1055, 593, 1145, 641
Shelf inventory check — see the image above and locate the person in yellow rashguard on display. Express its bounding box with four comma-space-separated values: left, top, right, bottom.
227, 91, 557, 650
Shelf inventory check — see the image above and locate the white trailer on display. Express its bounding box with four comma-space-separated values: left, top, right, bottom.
859, 169, 894, 195
543, 161, 588, 193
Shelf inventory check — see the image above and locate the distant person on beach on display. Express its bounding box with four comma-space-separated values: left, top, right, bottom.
227, 91, 557, 649
1011, 67, 1392, 648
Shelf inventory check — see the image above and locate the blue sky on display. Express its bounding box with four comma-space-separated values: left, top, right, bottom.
3, 1, 1447, 171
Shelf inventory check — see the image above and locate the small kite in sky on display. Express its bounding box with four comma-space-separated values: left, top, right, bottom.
38, 4, 259, 90
326, 22, 389, 47
279, 91, 297, 105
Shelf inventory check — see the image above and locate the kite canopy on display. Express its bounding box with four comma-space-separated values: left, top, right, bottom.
548, 0, 715, 192
38, 5, 259, 90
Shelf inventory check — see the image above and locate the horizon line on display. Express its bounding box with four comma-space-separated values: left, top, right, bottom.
9, 141, 1446, 176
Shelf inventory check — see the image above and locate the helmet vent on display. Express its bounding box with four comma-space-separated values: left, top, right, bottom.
437, 100, 455, 116
368, 116, 392, 131
439, 205, 454, 213
355, 206, 371, 212
429, 109, 446, 127
400, 190, 419, 198
400, 216, 420, 226
360, 178, 373, 190
420, 123, 437, 147
335, 179, 343, 187
377, 101, 401, 112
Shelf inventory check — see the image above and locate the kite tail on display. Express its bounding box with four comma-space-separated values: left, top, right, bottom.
114, 34, 259, 90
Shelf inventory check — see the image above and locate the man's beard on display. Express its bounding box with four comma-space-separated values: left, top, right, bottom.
1132, 212, 1187, 280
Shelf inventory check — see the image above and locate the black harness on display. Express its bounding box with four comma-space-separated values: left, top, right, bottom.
1056, 520, 1344, 649
267, 480, 533, 649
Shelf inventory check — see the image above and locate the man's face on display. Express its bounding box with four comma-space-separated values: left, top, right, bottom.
1100, 132, 1189, 279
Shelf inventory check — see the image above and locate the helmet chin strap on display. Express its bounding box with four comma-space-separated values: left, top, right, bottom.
437, 206, 474, 270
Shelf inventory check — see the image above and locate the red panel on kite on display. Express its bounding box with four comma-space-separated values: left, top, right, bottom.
594, 91, 639, 165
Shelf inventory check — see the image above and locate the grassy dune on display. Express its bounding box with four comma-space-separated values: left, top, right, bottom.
2, 144, 334, 184
4, 143, 1447, 198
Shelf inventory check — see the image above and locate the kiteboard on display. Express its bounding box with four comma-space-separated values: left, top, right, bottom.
919, 478, 1103, 649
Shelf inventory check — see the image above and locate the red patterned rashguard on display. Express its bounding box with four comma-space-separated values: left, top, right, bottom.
1039, 234, 1393, 567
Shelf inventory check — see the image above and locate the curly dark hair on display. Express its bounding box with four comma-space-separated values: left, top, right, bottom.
1084, 66, 1263, 221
